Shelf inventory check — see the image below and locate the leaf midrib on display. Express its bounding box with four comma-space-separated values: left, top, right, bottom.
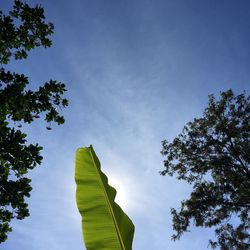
89, 146, 125, 250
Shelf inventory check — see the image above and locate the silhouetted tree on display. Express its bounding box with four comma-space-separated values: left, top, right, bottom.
0, 0, 68, 243
161, 89, 250, 249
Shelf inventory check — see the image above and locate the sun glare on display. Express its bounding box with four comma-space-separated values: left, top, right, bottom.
108, 176, 130, 211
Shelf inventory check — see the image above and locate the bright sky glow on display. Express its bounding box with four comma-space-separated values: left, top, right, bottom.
108, 175, 131, 211
2, 1, 250, 250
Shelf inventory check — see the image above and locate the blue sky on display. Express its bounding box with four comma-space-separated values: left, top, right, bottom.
2, 0, 250, 249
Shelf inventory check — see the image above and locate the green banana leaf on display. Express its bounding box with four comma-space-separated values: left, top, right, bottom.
75, 145, 135, 250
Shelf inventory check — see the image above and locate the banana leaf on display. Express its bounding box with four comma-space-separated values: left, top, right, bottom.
75, 145, 135, 250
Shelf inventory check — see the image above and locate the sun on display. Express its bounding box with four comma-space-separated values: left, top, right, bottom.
108, 176, 130, 211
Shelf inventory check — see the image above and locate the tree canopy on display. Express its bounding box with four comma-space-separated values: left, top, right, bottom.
0, 0, 68, 243
161, 89, 250, 249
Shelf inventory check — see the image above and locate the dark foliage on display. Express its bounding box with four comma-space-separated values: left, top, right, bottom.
161, 90, 250, 249
0, 0, 68, 243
